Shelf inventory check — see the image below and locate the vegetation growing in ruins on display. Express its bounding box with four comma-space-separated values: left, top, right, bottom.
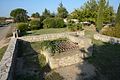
40, 38, 68, 55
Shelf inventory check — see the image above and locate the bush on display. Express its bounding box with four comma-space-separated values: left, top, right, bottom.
40, 38, 67, 55
43, 18, 65, 28
43, 18, 55, 28
67, 23, 82, 31
102, 26, 120, 38
17, 23, 29, 32
55, 18, 65, 28
29, 20, 42, 30
45, 72, 64, 80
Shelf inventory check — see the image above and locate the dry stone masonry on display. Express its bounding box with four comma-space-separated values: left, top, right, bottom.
19, 31, 85, 42
0, 38, 18, 80
0, 30, 94, 79
94, 33, 120, 44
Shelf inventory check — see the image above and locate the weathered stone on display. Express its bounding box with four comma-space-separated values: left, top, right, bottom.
0, 38, 18, 80
94, 33, 120, 44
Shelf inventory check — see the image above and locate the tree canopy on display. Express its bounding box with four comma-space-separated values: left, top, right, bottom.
10, 8, 28, 22
31, 12, 40, 18
57, 2, 68, 18
69, 0, 115, 23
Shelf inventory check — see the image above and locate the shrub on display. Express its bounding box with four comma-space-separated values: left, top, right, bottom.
17, 23, 28, 32
43, 18, 55, 28
40, 38, 68, 55
67, 23, 82, 31
29, 20, 42, 30
102, 26, 120, 38
45, 72, 64, 80
55, 18, 65, 28
43, 18, 65, 28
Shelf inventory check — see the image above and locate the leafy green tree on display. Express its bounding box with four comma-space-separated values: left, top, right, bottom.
69, 0, 98, 22
68, 9, 82, 21
69, 0, 115, 24
31, 12, 40, 18
96, 0, 106, 31
57, 2, 68, 18
10, 8, 28, 22
115, 3, 120, 26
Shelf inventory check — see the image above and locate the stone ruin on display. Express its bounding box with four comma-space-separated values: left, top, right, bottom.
0, 31, 93, 79
41, 34, 93, 69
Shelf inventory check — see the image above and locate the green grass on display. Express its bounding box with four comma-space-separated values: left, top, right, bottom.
88, 40, 120, 80
0, 45, 8, 61
25, 28, 67, 36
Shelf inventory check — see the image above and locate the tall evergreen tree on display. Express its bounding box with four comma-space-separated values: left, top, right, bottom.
116, 3, 120, 26
96, 0, 106, 31
57, 2, 68, 18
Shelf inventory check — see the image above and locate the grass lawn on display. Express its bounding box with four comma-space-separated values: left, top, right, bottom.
25, 28, 67, 36
87, 39, 120, 80
0, 45, 8, 61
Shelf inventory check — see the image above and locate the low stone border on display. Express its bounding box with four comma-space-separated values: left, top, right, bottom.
0, 38, 18, 80
19, 31, 85, 42
94, 34, 120, 44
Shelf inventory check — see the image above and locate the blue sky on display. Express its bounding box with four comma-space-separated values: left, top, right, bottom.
0, 0, 120, 17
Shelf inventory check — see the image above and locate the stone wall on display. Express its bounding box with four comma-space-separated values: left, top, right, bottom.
19, 31, 85, 42
41, 50, 83, 69
94, 34, 120, 44
0, 38, 18, 80
68, 35, 93, 58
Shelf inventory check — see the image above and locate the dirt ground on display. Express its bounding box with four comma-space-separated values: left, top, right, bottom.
54, 61, 97, 80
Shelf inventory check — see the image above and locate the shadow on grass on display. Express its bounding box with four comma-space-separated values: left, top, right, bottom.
87, 41, 120, 80
15, 40, 51, 80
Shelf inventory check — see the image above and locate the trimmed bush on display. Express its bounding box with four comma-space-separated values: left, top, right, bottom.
43, 18, 65, 28
17, 23, 28, 32
29, 20, 42, 30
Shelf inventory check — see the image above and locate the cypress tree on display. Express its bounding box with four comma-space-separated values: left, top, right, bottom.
116, 3, 120, 26
96, 0, 106, 31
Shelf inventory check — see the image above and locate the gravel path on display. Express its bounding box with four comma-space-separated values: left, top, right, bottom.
0, 26, 11, 41
0, 26, 11, 48
54, 61, 96, 80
